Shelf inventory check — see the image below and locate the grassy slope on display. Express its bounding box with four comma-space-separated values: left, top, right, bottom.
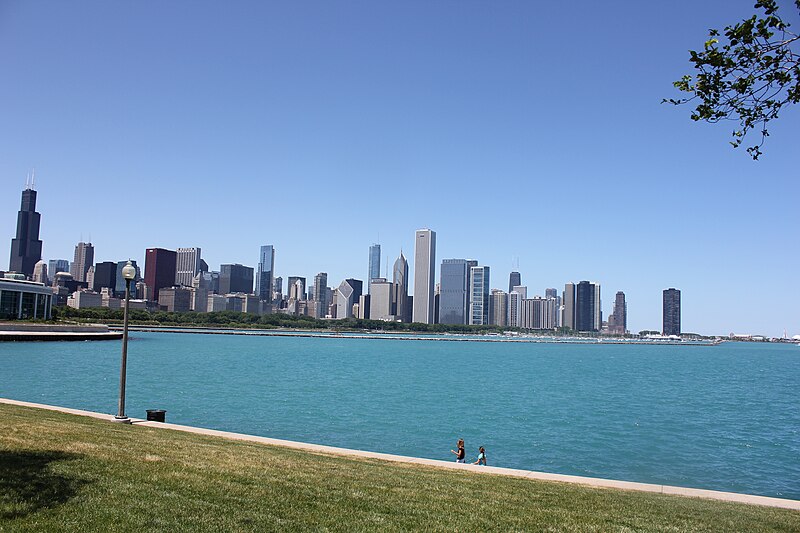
1, 403, 798, 532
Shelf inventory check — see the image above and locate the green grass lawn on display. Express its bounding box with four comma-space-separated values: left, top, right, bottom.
1, 403, 798, 532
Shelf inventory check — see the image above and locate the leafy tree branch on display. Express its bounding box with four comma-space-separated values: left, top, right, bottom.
665, 0, 799, 159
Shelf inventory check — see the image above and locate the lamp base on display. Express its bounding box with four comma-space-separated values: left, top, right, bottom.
112, 415, 132, 424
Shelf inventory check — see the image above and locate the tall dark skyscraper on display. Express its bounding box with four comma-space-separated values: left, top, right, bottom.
145, 248, 177, 302
93, 261, 117, 292
575, 280, 599, 332
220, 264, 254, 295
9, 185, 43, 278
663, 288, 681, 336
508, 272, 521, 294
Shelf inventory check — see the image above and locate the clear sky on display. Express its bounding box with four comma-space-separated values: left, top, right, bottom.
1, 1, 798, 336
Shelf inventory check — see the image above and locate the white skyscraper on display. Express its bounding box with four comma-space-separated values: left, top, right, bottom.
412, 229, 436, 324
176, 247, 202, 287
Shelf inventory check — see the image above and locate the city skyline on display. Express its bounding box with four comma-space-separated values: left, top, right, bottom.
1, 2, 797, 336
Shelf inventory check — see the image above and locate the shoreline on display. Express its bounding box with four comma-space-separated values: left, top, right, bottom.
2, 396, 796, 510
109, 325, 720, 346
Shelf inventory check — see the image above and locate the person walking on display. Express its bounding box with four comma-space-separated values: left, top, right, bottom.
450, 439, 466, 463
473, 446, 487, 466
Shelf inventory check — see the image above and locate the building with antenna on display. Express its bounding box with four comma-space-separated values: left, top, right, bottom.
69, 242, 94, 283
8, 175, 43, 279
368, 243, 380, 292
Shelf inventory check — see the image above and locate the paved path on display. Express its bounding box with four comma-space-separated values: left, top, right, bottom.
2, 397, 798, 511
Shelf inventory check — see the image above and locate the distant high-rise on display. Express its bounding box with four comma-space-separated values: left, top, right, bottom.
412, 229, 436, 324
49, 259, 69, 276
70, 242, 94, 282
9, 184, 43, 278
468, 265, 490, 325
545, 288, 557, 299
115, 260, 140, 298
287, 276, 306, 300
575, 281, 600, 332
219, 263, 254, 294
368, 244, 381, 292
490, 289, 508, 327
608, 291, 627, 335
93, 261, 117, 292
175, 247, 202, 287
32, 260, 48, 285
393, 251, 409, 322
663, 288, 681, 336
368, 278, 395, 321
145, 248, 177, 302
508, 272, 521, 294
255, 245, 275, 301
508, 285, 527, 328
562, 283, 576, 330
439, 259, 476, 325
336, 278, 363, 319
312, 272, 328, 317
273, 276, 283, 302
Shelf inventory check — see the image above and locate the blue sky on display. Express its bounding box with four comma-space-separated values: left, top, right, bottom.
1, 1, 798, 336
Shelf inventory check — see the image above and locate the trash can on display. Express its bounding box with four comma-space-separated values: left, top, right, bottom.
146, 409, 166, 422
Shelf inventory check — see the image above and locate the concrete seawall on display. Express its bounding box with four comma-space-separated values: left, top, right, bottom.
2, 397, 797, 511
0, 323, 122, 341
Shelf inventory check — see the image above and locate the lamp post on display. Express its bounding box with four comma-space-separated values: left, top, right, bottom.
113, 260, 137, 424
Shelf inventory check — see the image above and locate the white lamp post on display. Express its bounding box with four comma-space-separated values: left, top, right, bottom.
113, 260, 137, 424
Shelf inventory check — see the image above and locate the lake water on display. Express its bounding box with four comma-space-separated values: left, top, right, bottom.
1, 332, 798, 500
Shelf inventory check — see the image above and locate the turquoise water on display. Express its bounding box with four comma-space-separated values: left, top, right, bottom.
1, 333, 798, 499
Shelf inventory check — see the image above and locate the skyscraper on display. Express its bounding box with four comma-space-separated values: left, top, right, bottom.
608, 291, 627, 335
412, 229, 436, 324
176, 247, 202, 287
393, 251, 409, 322
219, 263, 254, 294
490, 289, 508, 327
255, 245, 275, 301
663, 288, 681, 336
32, 260, 48, 285
508, 285, 527, 328
145, 248, 177, 302
368, 244, 381, 292
438, 259, 475, 325
575, 281, 600, 332
468, 265, 490, 325
287, 276, 306, 300
562, 282, 576, 330
336, 278, 363, 319
70, 242, 94, 283
93, 261, 117, 292
115, 260, 140, 298
48, 259, 69, 276
508, 271, 521, 294
9, 184, 43, 278
312, 272, 328, 318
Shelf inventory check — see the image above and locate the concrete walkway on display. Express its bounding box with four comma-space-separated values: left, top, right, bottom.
2, 397, 798, 511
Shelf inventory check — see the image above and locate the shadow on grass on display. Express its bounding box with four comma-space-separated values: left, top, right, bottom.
0, 450, 88, 519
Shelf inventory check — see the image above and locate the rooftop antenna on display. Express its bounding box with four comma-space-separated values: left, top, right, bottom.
31, 168, 35, 190
24, 171, 29, 190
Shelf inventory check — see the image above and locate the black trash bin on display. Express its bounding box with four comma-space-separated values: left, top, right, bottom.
146, 409, 166, 422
